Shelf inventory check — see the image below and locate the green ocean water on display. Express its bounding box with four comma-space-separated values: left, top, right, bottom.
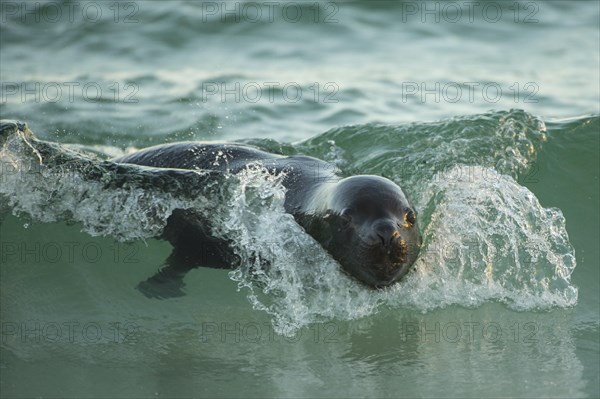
1, 1, 599, 398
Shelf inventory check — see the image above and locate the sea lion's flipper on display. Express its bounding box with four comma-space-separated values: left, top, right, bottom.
136, 260, 188, 299
136, 209, 235, 299
160, 209, 233, 269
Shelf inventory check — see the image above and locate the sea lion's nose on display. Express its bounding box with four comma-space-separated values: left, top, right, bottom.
373, 220, 400, 248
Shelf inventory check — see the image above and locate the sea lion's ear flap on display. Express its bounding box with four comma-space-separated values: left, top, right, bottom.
340, 207, 353, 219
404, 209, 416, 226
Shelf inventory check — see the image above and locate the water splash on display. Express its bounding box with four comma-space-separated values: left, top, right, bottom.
0, 113, 578, 333
205, 166, 379, 333
0, 124, 226, 241
206, 165, 576, 333
205, 110, 577, 331
396, 165, 577, 312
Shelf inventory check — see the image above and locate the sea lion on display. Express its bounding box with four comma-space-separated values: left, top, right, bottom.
113, 142, 422, 296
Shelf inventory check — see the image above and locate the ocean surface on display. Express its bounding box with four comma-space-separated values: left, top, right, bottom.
1, 1, 599, 398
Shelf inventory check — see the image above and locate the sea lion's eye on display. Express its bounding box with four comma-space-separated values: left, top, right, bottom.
340, 208, 354, 223
404, 210, 416, 226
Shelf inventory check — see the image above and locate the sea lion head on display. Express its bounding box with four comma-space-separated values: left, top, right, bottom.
321, 175, 422, 288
